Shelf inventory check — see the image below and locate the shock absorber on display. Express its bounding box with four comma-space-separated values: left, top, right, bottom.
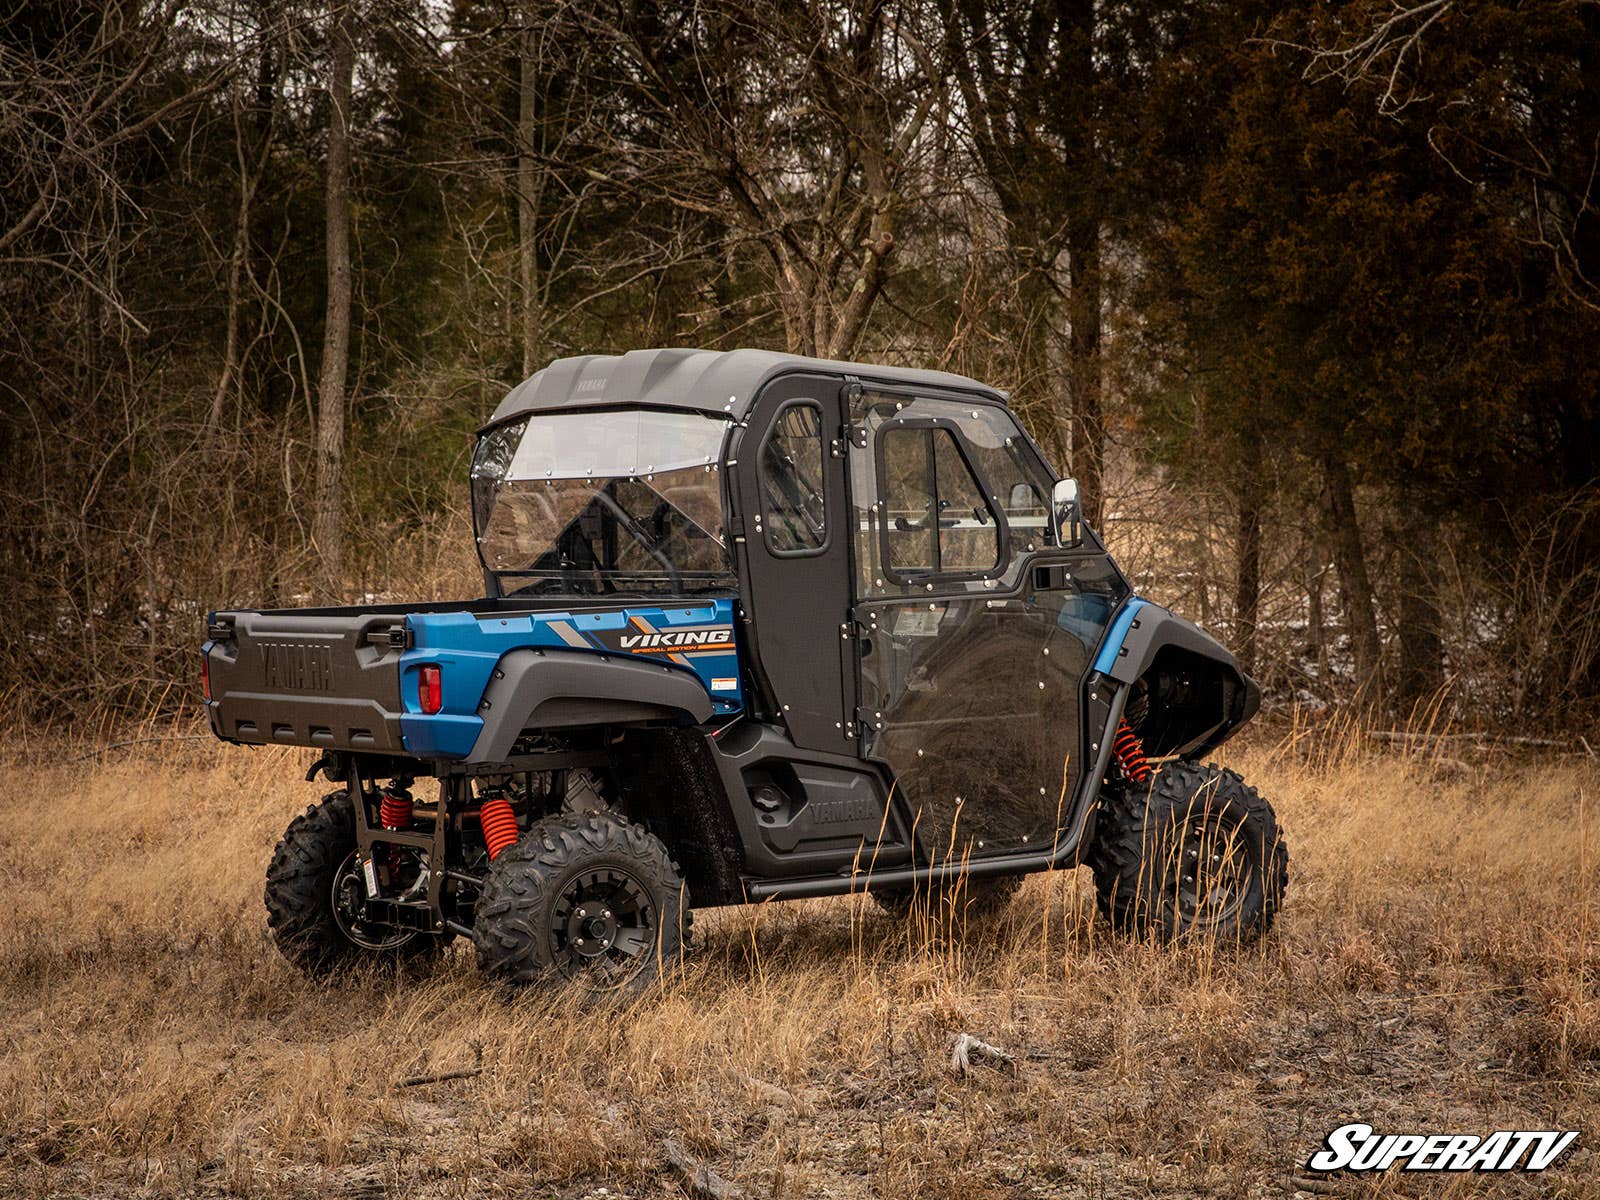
379, 781, 414, 831
1111, 719, 1153, 785
377, 780, 414, 881
479, 789, 519, 861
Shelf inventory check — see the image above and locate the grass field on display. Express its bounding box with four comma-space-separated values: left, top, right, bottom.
1, 722, 1597, 1198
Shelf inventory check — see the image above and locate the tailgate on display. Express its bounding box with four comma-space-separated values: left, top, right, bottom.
204, 610, 410, 752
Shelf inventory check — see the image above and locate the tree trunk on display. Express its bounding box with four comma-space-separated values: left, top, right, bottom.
825, 222, 894, 360
1232, 428, 1264, 677
1066, 223, 1103, 530
209, 180, 247, 431
1058, 0, 1103, 529
313, 2, 354, 595
1010, 250, 1070, 471
210, 63, 271, 432
1395, 494, 1444, 715
1306, 536, 1328, 695
1321, 451, 1383, 705
517, 3, 541, 377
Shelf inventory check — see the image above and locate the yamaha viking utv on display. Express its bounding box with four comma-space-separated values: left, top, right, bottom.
202, 348, 1289, 991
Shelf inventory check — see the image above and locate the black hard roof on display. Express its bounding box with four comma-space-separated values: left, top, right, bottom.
485, 347, 1006, 427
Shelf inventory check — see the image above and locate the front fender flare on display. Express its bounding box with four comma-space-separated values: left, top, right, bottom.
468, 649, 715, 761
1099, 601, 1261, 750
1104, 603, 1231, 683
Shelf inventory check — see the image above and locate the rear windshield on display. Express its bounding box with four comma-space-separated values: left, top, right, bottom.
470, 409, 735, 598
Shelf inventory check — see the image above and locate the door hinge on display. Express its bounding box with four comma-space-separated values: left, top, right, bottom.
855, 705, 884, 732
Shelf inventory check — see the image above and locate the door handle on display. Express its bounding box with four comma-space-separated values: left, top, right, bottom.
1033, 564, 1073, 590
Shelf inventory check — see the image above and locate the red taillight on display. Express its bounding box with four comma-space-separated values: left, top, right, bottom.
201, 653, 212, 701
418, 665, 442, 714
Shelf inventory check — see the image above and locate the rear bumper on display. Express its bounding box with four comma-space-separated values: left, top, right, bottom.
203, 687, 405, 752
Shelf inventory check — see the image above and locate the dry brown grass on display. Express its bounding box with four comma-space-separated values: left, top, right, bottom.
2, 724, 1597, 1198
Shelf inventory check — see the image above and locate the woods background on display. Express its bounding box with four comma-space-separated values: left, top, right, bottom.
2, 0, 1597, 731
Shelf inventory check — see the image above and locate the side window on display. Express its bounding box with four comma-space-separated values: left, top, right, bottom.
760, 401, 826, 552
878, 425, 1001, 579
880, 426, 936, 573
965, 441, 1052, 555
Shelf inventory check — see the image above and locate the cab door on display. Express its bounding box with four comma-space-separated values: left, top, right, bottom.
732, 375, 858, 752
845, 386, 1121, 861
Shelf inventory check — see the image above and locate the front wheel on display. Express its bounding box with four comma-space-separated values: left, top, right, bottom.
264, 791, 445, 974
1086, 761, 1288, 944
472, 812, 689, 996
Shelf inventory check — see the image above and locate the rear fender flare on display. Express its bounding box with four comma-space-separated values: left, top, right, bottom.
468, 649, 715, 761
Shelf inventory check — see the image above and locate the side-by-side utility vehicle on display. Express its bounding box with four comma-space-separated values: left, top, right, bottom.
203, 349, 1289, 991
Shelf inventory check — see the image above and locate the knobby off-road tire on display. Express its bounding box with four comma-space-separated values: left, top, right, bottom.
872, 874, 1023, 921
1087, 761, 1288, 944
264, 791, 444, 974
472, 811, 689, 996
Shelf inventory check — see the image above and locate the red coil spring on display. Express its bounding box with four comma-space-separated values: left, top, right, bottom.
377, 785, 413, 879
379, 788, 413, 831
480, 796, 519, 861
1111, 719, 1152, 784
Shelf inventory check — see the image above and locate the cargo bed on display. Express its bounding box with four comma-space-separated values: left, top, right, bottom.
202, 597, 639, 754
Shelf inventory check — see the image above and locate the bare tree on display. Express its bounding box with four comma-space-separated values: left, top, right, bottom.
588, 0, 938, 359
516, 1, 543, 375
209, 5, 281, 431
1321, 452, 1383, 705
942, 0, 1107, 523
313, 1, 355, 591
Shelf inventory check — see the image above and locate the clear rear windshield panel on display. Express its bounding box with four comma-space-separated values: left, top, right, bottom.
471, 409, 734, 598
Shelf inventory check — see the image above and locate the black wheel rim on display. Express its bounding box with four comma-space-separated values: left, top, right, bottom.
330, 850, 417, 952
1172, 809, 1252, 931
549, 866, 657, 988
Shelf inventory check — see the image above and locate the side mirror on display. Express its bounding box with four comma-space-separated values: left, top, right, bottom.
1052, 478, 1082, 548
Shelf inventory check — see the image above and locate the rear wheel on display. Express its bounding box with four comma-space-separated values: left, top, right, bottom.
1087, 761, 1288, 943
264, 791, 444, 974
472, 812, 689, 996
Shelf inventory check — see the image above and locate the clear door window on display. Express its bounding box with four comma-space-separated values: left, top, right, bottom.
878, 425, 1000, 580
760, 401, 827, 552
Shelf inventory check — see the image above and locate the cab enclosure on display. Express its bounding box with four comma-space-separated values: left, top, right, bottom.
203, 348, 1259, 927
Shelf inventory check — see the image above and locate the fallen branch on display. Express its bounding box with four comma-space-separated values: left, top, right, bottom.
1287, 1173, 1343, 1196
949, 1032, 1015, 1075
662, 1138, 745, 1200
1369, 730, 1570, 749
400, 1067, 481, 1087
